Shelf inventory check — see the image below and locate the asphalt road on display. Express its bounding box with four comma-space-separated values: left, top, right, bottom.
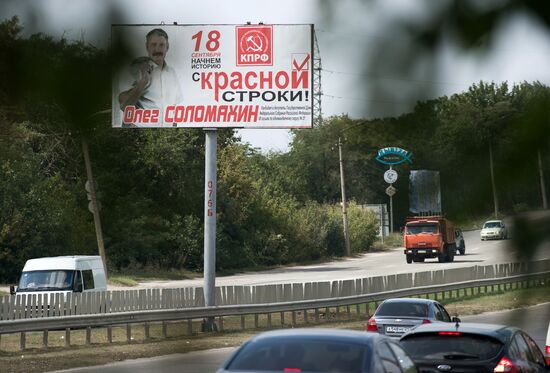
50, 303, 550, 373
114, 229, 550, 289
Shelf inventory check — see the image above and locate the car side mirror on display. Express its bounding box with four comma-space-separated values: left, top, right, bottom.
451, 316, 461, 323
9, 285, 16, 295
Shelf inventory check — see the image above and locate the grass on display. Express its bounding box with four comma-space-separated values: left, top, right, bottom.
372, 232, 403, 250
0, 282, 548, 373
108, 276, 140, 287
106, 268, 202, 286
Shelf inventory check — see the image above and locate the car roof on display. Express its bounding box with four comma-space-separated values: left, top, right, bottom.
248, 328, 386, 345
381, 297, 438, 305
401, 322, 516, 343
484, 220, 503, 223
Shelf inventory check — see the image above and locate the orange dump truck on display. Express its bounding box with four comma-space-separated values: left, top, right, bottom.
403, 216, 456, 263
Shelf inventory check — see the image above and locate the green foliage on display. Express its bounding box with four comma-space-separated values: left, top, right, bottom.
346, 202, 379, 252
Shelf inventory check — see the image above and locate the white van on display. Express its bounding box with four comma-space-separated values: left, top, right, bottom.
12, 256, 107, 297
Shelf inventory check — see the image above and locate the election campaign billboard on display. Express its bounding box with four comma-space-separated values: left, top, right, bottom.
112, 24, 314, 128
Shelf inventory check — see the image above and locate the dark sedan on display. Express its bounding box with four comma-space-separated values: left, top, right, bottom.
217, 328, 418, 372
366, 298, 458, 338
400, 322, 550, 373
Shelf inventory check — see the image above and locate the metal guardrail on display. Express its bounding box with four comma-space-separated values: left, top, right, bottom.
1, 270, 548, 337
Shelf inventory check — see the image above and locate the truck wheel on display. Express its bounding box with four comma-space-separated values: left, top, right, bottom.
447, 245, 455, 262
448, 250, 455, 262
406, 254, 413, 264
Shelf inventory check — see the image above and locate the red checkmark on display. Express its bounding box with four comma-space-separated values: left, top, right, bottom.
292, 54, 310, 70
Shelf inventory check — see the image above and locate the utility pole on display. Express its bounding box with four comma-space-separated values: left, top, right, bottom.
338, 137, 351, 256
82, 138, 107, 277
489, 141, 499, 219
538, 149, 548, 209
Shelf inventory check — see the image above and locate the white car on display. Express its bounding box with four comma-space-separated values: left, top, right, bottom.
480, 220, 507, 240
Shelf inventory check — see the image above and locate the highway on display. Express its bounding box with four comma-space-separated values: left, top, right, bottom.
50, 303, 550, 373
117, 230, 550, 289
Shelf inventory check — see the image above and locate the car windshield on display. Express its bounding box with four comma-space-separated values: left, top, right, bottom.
400, 334, 503, 360
406, 224, 438, 235
226, 338, 369, 372
483, 222, 502, 228
376, 302, 429, 317
18, 270, 75, 291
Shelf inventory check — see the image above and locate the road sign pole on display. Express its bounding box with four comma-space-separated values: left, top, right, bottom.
204, 129, 217, 331
390, 195, 393, 233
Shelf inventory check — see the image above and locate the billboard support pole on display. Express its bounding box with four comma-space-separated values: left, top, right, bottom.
203, 128, 217, 332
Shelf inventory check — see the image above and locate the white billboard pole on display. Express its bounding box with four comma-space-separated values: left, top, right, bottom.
204, 128, 217, 331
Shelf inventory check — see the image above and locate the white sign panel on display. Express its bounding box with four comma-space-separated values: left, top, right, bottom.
111, 24, 313, 128
384, 169, 398, 184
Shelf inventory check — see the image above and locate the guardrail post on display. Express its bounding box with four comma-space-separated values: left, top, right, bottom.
144, 323, 150, 340
355, 304, 360, 318
241, 315, 246, 330
107, 326, 112, 343
254, 314, 259, 328
219, 316, 224, 332
280, 312, 285, 325
315, 308, 320, 323
336, 306, 340, 320
126, 324, 132, 342
267, 313, 271, 328
20, 332, 25, 350
187, 320, 193, 336
43, 330, 48, 348
86, 327, 91, 345
65, 328, 70, 347
346, 306, 351, 320
325, 307, 330, 319
292, 311, 297, 326
303, 310, 308, 323
162, 321, 167, 338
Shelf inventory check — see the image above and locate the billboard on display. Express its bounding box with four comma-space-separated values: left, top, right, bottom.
409, 170, 442, 215
111, 24, 314, 128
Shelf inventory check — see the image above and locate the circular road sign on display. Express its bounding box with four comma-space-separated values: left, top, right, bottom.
384, 169, 398, 184
386, 185, 397, 197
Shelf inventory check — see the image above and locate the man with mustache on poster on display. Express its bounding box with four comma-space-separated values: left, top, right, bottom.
118, 28, 182, 121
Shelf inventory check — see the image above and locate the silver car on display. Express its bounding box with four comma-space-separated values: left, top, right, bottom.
480, 220, 508, 240
366, 298, 459, 338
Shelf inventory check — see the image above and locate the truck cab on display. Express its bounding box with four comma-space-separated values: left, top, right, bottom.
404, 217, 456, 263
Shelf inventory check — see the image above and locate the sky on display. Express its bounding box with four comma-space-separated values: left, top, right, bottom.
2, 0, 550, 152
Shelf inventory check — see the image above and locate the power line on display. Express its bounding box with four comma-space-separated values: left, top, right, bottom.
322, 68, 468, 87
323, 93, 414, 106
